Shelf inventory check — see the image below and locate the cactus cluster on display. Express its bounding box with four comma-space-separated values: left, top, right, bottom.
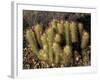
23, 19, 91, 69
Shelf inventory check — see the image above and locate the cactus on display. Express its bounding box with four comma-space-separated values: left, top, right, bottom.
70, 21, 78, 43
81, 31, 89, 49
57, 21, 64, 34
24, 18, 90, 69
46, 27, 55, 46
38, 49, 48, 61
25, 29, 39, 54
34, 24, 43, 48
53, 42, 62, 65
51, 19, 58, 33
43, 45, 49, 54
64, 21, 71, 45
48, 47, 54, 65
63, 45, 72, 65
41, 33, 48, 47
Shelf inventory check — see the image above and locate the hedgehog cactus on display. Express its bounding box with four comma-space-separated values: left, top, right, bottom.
46, 27, 55, 48
57, 21, 64, 34
43, 45, 48, 54
63, 45, 72, 65
41, 33, 48, 48
38, 49, 48, 61
53, 42, 62, 65
34, 24, 43, 48
51, 19, 58, 33
81, 31, 89, 49
64, 21, 71, 45
70, 21, 78, 43
48, 47, 54, 65
25, 29, 39, 54
24, 19, 90, 68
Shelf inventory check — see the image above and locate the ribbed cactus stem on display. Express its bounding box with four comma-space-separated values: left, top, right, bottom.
25, 29, 39, 54
63, 45, 72, 65
46, 27, 55, 46
51, 19, 58, 33
81, 31, 89, 49
34, 24, 42, 48
57, 22, 64, 34
53, 42, 62, 65
64, 21, 71, 45
38, 49, 48, 61
43, 45, 48, 54
70, 21, 78, 43
48, 47, 54, 65
41, 33, 48, 48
